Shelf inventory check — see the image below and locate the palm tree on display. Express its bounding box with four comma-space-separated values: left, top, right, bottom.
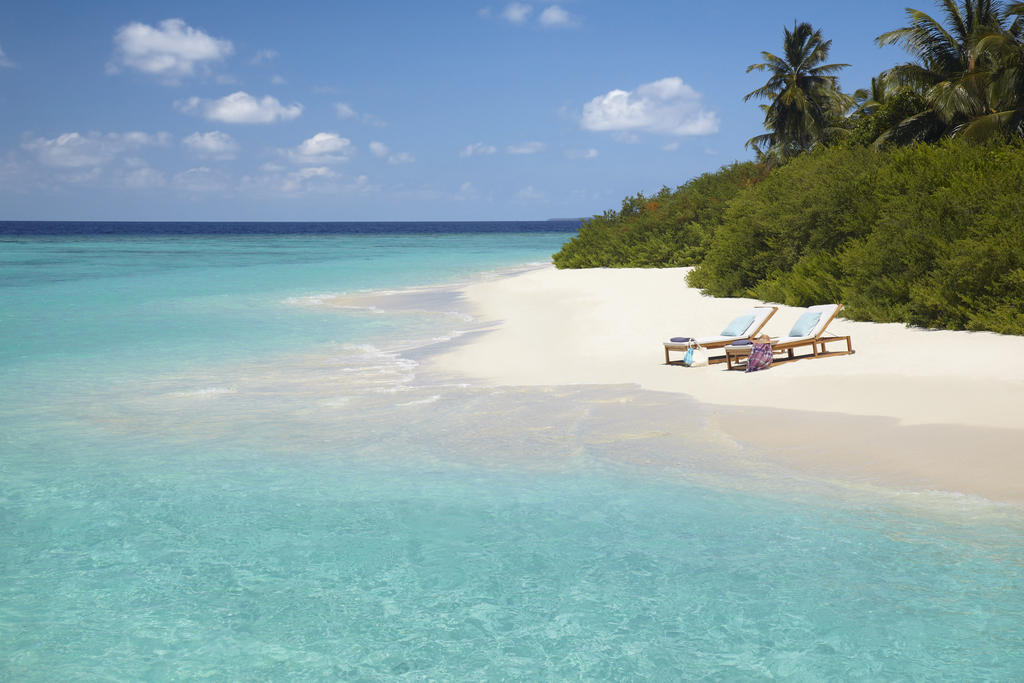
962, 2, 1024, 139
745, 22, 851, 162
851, 75, 893, 118
875, 0, 1024, 142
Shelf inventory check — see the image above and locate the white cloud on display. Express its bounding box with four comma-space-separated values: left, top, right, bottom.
214, 74, 237, 85
281, 166, 335, 193
567, 148, 598, 159
662, 141, 680, 151
506, 141, 545, 155
0, 43, 14, 68
538, 5, 577, 27
271, 75, 286, 85
387, 152, 415, 165
581, 77, 718, 137
333, 102, 385, 126
456, 181, 478, 200
22, 131, 169, 167
110, 18, 233, 83
516, 185, 544, 200
244, 164, 373, 195
177, 91, 302, 124
369, 141, 414, 165
285, 132, 354, 164
120, 165, 167, 189
501, 2, 533, 23
250, 49, 278, 65
183, 131, 239, 159
460, 142, 497, 157
174, 166, 230, 193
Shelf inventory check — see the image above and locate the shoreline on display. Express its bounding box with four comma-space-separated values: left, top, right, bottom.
428, 265, 1024, 504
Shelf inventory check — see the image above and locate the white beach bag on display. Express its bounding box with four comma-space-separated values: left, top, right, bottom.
686, 340, 709, 367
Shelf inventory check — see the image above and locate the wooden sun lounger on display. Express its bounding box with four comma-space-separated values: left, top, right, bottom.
724, 304, 854, 370
664, 305, 778, 365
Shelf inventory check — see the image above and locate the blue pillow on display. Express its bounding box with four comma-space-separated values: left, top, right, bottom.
788, 311, 822, 337
721, 314, 755, 337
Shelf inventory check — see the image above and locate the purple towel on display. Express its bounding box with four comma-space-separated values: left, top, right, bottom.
745, 342, 773, 372
669, 337, 693, 343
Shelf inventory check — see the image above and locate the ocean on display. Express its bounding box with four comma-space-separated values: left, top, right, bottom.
2, 221, 1023, 679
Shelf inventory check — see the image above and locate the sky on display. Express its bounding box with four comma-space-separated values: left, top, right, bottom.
0, 0, 917, 221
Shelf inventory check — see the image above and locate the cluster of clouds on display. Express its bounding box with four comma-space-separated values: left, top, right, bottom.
4, 15, 723, 208
182, 131, 239, 160
21, 131, 170, 168
582, 77, 719, 138
14, 126, 419, 197
460, 141, 553, 157
459, 140, 597, 160
481, 3, 578, 28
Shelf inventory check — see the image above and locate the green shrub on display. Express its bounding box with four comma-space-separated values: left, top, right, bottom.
552, 162, 767, 268
687, 140, 1024, 334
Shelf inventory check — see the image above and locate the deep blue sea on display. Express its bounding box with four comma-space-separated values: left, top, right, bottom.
2, 222, 1023, 679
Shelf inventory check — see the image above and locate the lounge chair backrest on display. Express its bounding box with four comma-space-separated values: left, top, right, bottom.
746, 306, 777, 336
803, 303, 842, 338
721, 307, 775, 337
721, 314, 756, 336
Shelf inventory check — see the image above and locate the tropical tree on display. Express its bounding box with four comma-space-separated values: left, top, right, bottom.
963, 2, 1024, 139
875, 0, 1024, 143
745, 22, 851, 163
851, 75, 894, 118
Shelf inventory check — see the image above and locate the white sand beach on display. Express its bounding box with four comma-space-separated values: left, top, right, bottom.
431, 266, 1024, 503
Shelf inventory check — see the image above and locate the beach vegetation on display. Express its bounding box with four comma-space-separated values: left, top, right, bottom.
551, 162, 768, 268
872, 0, 1024, 145
688, 140, 1024, 334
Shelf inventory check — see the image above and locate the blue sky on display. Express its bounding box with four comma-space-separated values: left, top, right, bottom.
0, 0, 914, 221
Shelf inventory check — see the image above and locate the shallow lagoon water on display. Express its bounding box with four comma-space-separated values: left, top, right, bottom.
2, 224, 1023, 679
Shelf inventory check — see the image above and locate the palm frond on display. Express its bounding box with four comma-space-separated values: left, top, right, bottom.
884, 63, 947, 92
954, 107, 1024, 140
873, 109, 947, 148
745, 133, 774, 151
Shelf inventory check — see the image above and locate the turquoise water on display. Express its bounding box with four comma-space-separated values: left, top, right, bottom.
3, 230, 1024, 679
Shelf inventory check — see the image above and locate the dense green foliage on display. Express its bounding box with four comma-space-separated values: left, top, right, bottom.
551, 162, 768, 268
876, 0, 1024, 144
687, 141, 1024, 334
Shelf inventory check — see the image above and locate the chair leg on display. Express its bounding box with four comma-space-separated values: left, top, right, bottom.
665, 348, 670, 364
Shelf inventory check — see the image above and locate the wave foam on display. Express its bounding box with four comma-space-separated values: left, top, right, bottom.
396, 395, 441, 406
170, 387, 237, 398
